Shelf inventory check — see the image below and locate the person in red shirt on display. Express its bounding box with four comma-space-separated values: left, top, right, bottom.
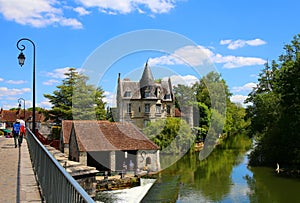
19, 120, 26, 146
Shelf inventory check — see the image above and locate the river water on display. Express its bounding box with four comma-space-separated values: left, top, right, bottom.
142, 139, 300, 203
96, 136, 300, 203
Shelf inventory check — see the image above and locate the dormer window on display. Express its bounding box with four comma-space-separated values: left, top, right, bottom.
144, 92, 150, 98
156, 87, 161, 98
124, 91, 131, 97
164, 94, 171, 100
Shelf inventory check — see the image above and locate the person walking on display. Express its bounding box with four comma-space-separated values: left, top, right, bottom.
12, 120, 21, 148
19, 119, 26, 146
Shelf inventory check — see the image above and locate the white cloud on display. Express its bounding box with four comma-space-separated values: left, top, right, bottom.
163, 75, 198, 87
5, 80, 28, 85
214, 55, 266, 68
0, 0, 182, 28
231, 82, 256, 93
0, 0, 83, 29
73, 7, 91, 16
149, 45, 266, 69
0, 87, 31, 97
220, 39, 232, 45
0, 78, 3, 82
220, 38, 267, 50
43, 79, 59, 86
230, 94, 248, 105
103, 91, 116, 107
247, 38, 267, 46
39, 99, 52, 109
149, 45, 213, 67
77, 0, 177, 15
44, 67, 76, 79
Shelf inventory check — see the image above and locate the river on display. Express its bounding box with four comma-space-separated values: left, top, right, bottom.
141, 136, 300, 203
96, 135, 300, 202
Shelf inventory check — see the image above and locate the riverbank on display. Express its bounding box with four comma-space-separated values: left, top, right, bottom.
276, 167, 300, 178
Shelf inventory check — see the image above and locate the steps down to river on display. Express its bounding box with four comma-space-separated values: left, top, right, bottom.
45, 145, 99, 197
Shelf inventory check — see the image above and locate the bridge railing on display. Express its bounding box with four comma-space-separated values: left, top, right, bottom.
26, 127, 95, 203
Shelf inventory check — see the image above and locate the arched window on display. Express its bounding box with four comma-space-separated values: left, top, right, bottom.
146, 157, 151, 165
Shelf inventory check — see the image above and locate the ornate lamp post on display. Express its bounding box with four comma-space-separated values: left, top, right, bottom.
17, 38, 36, 134
18, 98, 26, 119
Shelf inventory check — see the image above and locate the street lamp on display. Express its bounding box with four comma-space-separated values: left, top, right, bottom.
18, 98, 26, 119
17, 38, 36, 134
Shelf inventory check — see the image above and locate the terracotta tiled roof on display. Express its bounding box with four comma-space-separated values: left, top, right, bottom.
64, 120, 159, 152
0, 110, 46, 122
174, 108, 183, 117
61, 120, 73, 144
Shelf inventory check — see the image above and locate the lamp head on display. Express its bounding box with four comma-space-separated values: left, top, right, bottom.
18, 52, 25, 67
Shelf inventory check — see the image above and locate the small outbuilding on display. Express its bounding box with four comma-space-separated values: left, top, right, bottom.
61, 120, 160, 173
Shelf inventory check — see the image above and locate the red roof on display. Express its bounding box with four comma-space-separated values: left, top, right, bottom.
63, 120, 159, 152
0, 110, 46, 123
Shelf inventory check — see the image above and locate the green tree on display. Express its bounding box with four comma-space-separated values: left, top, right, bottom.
143, 117, 195, 154
247, 34, 300, 167
44, 68, 106, 121
173, 84, 196, 111
194, 71, 231, 111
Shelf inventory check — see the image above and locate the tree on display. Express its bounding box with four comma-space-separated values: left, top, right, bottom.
143, 117, 195, 154
194, 71, 231, 111
173, 84, 196, 111
44, 68, 106, 122
247, 34, 300, 167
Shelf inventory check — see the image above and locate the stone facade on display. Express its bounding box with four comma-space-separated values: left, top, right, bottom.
137, 150, 160, 172
116, 62, 175, 129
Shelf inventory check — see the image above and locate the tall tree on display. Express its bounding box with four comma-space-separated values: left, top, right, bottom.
44, 68, 106, 122
247, 34, 300, 167
194, 71, 231, 111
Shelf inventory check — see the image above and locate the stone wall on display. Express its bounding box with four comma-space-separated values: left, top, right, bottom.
137, 150, 160, 172
120, 100, 174, 129
79, 151, 87, 165
45, 146, 99, 197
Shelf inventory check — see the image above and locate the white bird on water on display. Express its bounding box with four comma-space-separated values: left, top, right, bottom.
276, 163, 280, 173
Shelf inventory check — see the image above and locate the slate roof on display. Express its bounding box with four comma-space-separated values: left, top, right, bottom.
139, 61, 154, 88
118, 62, 173, 101
64, 120, 159, 152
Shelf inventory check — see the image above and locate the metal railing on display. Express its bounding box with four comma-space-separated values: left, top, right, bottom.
26, 128, 95, 203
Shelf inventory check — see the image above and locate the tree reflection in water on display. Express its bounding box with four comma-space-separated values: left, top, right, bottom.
143, 135, 251, 202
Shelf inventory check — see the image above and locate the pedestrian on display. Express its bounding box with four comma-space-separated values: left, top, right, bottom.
19, 119, 26, 146
12, 120, 21, 148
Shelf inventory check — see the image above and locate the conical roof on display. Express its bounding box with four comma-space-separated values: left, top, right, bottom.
139, 61, 154, 87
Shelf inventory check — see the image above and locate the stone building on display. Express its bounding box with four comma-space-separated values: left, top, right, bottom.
60, 120, 160, 173
115, 62, 175, 128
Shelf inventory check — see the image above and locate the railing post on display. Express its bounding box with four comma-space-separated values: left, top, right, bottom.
25, 127, 94, 202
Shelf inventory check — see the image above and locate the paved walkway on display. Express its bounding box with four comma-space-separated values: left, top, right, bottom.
0, 136, 43, 203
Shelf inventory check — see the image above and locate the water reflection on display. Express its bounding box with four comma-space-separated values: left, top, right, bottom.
246, 166, 300, 203
102, 135, 300, 202
144, 146, 300, 203
166, 149, 248, 202
144, 135, 251, 202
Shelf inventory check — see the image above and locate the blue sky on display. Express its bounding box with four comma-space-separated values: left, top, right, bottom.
1, 0, 300, 110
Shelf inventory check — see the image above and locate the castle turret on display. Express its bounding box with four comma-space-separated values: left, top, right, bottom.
140, 61, 154, 88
